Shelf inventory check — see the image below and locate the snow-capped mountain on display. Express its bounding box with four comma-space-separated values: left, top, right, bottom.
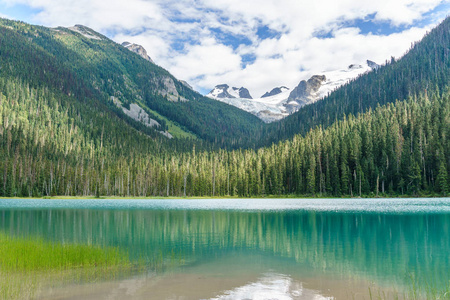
261, 86, 289, 98
206, 60, 379, 123
207, 84, 253, 99
315, 61, 377, 100
208, 86, 292, 123
121, 42, 154, 63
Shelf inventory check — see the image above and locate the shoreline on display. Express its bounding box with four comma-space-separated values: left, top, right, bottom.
0, 194, 446, 200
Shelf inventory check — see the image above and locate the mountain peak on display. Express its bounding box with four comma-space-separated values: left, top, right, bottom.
237, 87, 252, 99
67, 25, 104, 40
207, 60, 378, 122
348, 64, 363, 70
121, 42, 154, 63
286, 75, 327, 113
261, 86, 289, 98
367, 60, 380, 69
180, 80, 194, 90
207, 85, 253, 99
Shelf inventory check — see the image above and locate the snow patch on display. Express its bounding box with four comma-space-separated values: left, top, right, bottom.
207, 85, 252, 99
207, 86, 291, 123
228, 87, 241, 98
316, 63, 373, 100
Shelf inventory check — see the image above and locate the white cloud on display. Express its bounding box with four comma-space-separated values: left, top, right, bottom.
171, 38, 242, 79
1, 0, 449, 96
372, 0, 444, 25
0, 12, 11, 18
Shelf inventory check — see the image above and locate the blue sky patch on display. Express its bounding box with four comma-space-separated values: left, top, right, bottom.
241, 53, 256, 68
314, 1, 450, 39
348, 14, 409, 35
313, 30, 334, 39
170, 33, 203, 52
171, 40, 188, 51
256, 25, 282, 40
210, 27, 252, 50
418, 1, 450, 27
170, 17, 201, 24
0, 3, 41, 23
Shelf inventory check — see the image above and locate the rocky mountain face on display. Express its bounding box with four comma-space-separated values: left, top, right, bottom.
206, 60, 379, 122
286, 75, 326, 113
120, 42, 189, 102
156, 76, 188, 102
366, 60, 380, 69
67, 25, 104, 40
238, 87, 252, 99
207, 84, 253, 99
122, 42, 154, 63
180, 80, 194, 90
262, 87, 289, 98
111, 97, 173, 138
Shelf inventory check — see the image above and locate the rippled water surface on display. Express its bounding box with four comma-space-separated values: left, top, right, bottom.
1, 197, 450, 213
1, 198, 449, 299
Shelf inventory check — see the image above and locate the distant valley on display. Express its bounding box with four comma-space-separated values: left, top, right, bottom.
206, 61, 379, 122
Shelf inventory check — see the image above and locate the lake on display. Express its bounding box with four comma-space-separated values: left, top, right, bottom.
1, 198, 449, 299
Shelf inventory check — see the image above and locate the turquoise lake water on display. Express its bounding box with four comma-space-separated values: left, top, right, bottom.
1, 198, 449, 299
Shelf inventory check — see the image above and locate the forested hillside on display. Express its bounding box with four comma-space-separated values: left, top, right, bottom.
257, 17, 450, 147
0, 17, 449, 197
0, 18, 262, 148
0, 76, 448, 197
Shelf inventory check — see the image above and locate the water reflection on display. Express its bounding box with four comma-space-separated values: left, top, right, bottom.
1, 207, 449, 292
210, 273, 330, 300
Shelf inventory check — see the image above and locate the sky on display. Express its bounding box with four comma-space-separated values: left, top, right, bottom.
0, 0, 449, 97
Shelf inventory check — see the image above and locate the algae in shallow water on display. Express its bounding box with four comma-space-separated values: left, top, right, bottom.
0, 232, 128, 271
0, 232, 133, 300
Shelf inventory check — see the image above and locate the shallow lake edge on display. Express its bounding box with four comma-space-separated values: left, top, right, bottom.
1, 193, 448, 200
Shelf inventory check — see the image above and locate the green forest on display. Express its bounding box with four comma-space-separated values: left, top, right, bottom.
0, 16, 449, 198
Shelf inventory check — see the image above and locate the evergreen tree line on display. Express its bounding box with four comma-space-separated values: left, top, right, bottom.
0, 77, 448, 197
257, 16, 450, 148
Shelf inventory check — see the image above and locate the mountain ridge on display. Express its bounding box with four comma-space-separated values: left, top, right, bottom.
206, 60, 378, 122
262, 86, 289, 98
121, 41, 154, 63
0, 18, 262, 147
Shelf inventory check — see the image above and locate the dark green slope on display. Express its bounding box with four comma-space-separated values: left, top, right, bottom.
257, 17, 450, 147
0, 18, 262, 147
1, 74, 448, 197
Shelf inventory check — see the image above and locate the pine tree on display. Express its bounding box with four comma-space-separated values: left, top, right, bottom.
436, 160, 449, 195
